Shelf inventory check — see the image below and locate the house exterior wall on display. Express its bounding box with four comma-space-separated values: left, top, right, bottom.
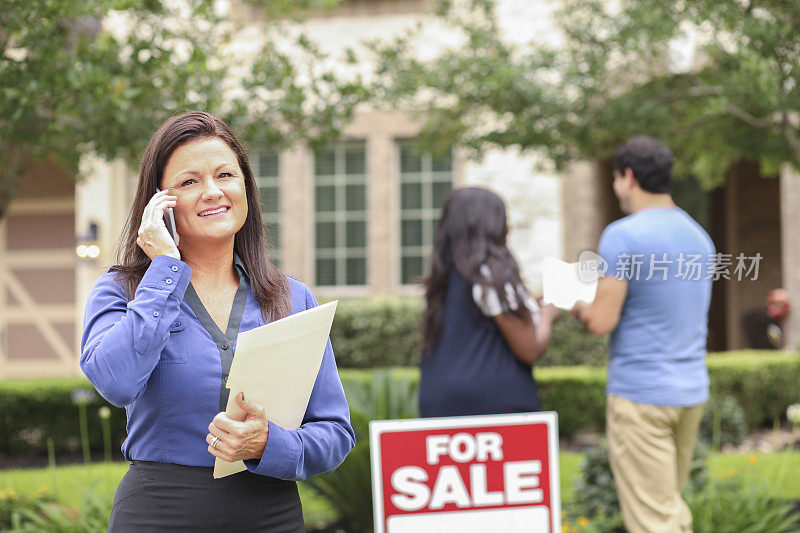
5, 0, 792, 377
234, 0, 564, 296
721, 161, 783, 350
0, 161, 77, 378
779, 164, 800, 351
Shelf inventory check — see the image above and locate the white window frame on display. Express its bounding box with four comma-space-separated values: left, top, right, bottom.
313, 141, 368, 287
398, 140, 453, 286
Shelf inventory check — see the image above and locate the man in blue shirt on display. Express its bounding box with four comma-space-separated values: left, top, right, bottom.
572, 137, 714, 533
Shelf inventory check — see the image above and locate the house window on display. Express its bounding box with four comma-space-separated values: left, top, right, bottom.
254, 152, 280, 267
314, 141, 368, 286
398, 141, 453, 284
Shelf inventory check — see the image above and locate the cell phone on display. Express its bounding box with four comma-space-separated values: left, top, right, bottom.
156, 188, 179, 246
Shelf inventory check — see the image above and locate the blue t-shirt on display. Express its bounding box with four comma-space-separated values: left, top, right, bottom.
598, 207, 715, 407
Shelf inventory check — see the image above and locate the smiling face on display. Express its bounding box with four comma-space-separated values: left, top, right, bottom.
160, 137, 248, 246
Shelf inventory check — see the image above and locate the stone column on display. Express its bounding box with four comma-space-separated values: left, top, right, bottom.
280, 145, 313, 283
366, 133, 398, 294
780, 164, 800, 352
560, 160, 608, 262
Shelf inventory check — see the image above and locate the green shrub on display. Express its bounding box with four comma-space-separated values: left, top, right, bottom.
569, 441, 709, 531
328, 297, 423, 368
570, 445, 625, 532
0, 378, 126, 456
570, 441, 799, 533
327, 297, 607, 368
536, 366, 607, 437
698, 395, 748, 450
543, 314, 609, 367
0, 487, 57, 530
0, 483, 111, 533
707, 351, 800, 428
0, 351, 796, 456
688, 476, 800, 533
6, 487, 111, 533
306, 369, 419, 531
338, 351, 800, 439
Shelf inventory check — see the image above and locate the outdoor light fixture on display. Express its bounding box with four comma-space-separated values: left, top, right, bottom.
76, 221, 101, 260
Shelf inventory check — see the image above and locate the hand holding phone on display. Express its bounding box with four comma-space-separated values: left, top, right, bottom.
156, 188, 179, 246
136, 189, 180, 261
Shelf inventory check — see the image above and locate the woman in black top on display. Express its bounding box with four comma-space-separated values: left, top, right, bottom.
419, 187, 560, 417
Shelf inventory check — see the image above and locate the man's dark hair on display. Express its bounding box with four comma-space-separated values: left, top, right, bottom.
613, 136, 673, 194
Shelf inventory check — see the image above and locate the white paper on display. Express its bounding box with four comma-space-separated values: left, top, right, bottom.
542, 257, 597, 310
213, 300, 338, 478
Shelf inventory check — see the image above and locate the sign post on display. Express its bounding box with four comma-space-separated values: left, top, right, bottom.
370, 412, 560, 533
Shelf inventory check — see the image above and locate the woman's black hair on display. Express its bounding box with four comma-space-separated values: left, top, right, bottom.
422, 187, 528, 350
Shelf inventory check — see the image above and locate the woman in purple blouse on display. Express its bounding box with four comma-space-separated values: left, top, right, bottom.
80, 111, 353, 532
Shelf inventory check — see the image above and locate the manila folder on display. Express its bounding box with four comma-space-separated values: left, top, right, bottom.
213, 300, 338, 478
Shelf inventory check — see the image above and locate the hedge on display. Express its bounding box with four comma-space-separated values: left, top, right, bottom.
334, 365, 607, 438
1, 351, 796, 455
327, 297, 423, 368
328, 296, 608, 368
335, 351, 800, 437
706, 351, 800, 428
0, 378, 127, 456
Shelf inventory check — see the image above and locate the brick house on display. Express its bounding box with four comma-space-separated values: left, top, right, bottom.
0, 0, 796, 377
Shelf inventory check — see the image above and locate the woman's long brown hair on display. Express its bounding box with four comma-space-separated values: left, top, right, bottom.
114, 111, 290, 322
421, 187, 528, 351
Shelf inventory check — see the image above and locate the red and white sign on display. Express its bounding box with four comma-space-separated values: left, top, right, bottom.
370, 412, 560, 533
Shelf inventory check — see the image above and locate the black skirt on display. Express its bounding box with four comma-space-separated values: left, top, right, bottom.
108, 461, 304, 532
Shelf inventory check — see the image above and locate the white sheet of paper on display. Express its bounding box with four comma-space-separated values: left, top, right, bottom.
213, 300, 338, 478
542, 256, 597, 310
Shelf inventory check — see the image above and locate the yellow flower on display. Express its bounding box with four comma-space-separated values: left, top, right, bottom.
748, 455, 758, 465
577, 516, 590, 528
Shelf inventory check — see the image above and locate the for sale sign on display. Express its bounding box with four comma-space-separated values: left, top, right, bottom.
370, 412, 560, 533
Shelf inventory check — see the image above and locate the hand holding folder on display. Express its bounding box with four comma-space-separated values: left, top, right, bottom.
213, 300, 338, 478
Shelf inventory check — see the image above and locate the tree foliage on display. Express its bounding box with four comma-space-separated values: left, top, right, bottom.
0, 0, 362, 219
369, 0, 800, 187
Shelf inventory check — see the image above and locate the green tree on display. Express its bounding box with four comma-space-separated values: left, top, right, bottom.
0, 0, 364, 219
369, 0, 800, 186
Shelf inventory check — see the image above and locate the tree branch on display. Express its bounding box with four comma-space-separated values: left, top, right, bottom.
663, 85, 725, 100
725, 105, 776, 129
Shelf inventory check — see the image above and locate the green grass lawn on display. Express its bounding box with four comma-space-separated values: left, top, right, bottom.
1, 451, 797, 528
0, 453, 582, 527
708, 451, 800, 499
0, 461, 337, 528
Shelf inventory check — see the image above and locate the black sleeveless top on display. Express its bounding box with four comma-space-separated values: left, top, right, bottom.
419, 269, 541, 417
